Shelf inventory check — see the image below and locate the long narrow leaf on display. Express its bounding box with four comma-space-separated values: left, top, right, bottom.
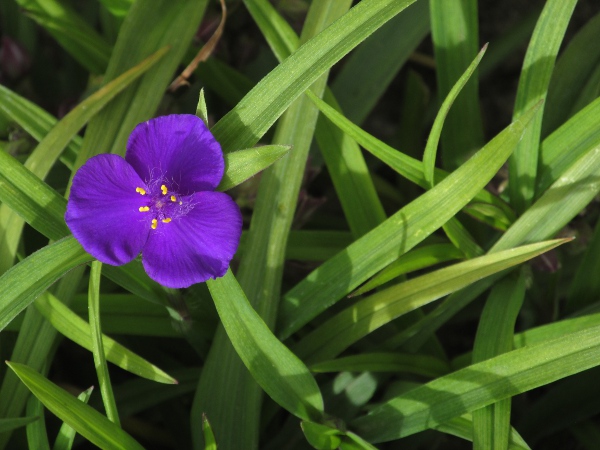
34, 291, 176, 384
207, 270, 324, 421
278, 102, 540, 339
7, 362, 145, 450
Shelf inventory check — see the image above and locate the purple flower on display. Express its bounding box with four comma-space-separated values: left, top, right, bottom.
65, 114, 242, 288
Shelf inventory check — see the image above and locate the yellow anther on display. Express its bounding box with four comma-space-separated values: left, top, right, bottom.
138, 206, 150, 212
161, 184, 168, 195
179, 201, 183, 205
151, 219, 158, 230
135, 187, 146, 195
170, 195, 177, 202
162, 218, 172, 223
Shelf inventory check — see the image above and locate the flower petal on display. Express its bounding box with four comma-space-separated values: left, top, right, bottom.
142, 192, 242, 288
125, 114, 224, 194
65, 154, 151, 265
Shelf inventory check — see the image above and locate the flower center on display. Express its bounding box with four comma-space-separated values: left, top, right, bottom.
135, 182, 187, 229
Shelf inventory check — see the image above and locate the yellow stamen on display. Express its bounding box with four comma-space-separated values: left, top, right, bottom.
170, 195, 177, 202
151, 219, 158, 230
135, 187, 146, 195
179, 201, 183, 205
162, 218, 172, 223
139, 206, 150, 212
161, 184, 168, 195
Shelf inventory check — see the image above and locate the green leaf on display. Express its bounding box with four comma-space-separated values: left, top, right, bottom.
16, 0, 111, 73
508, 0, 577, 213
196, 88, 209, 126
293, 239, 565, 364
202, 414, 217, 450
245, 0, 387, 238
0, 84, 79, 170
7, 362, 145, 450
53, 387, 93, 450
207, 270, 324, 421
351, 243, 464, 296
538, 94, 600, 195
88, 262, 120, 425
0, 150, 69, 241
212, 0, 420, 152
278, 102, 541, 340
433, 414, 531, 449
305, 91, 516, 230
0, 237, 91, 332
301, 421, 343, 450
396, 124, 600, 352
423, 44, 487, 187
352, 321, 600, 443
0, 417, 39, 434
217, 145, 291, 192
429, 0, 483, 169
543, 12, 600, 136
26, 394, 50, 450
472, 274, 526, 450
34, 291, 176, 384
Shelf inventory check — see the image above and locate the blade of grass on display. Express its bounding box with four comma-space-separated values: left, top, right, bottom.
53, 387, 93, 450
0, 84, 79, 169
7, 362, 145, 450
278, 102, 540, 340
351, 243, 464, 296
423, 43, 488, 258
310, 352, 450, 378
306, 91, 516, 230
34, 291, 176, 384
352, 321, 600, 443
293, 240, 564, 364
0, 237, 91, 333
25, 394, 50, 450
508, 0, 577, 214
471, 273, 526, 450
244, 0, 387, 237
211, 0, 420, 153
207, 270, 324, 421
542, 12, 600, 137
217, 145, 291, 192
88, 262, 120, 425
16, 0, 111, 73
429, 0, 483, 169
395, 125, 600, 352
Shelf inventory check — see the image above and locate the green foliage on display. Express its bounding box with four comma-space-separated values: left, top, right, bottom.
1, 1, 600, 449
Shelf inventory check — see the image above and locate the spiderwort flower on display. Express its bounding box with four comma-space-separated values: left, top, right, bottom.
65, 114, 242, 288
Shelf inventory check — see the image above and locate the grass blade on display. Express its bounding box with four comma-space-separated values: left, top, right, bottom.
508, 0, 577, 213
7, 362, 145, 450
278, 102, 541, 339
0, 237, 91, 333
34, 292, 176, 384
88, 262, 120, 425
207, 270, 324, 421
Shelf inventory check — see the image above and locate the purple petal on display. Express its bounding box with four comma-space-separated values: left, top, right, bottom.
65, 154, 151, 265
125, 114, 224, 195
142, 192, 242, 288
